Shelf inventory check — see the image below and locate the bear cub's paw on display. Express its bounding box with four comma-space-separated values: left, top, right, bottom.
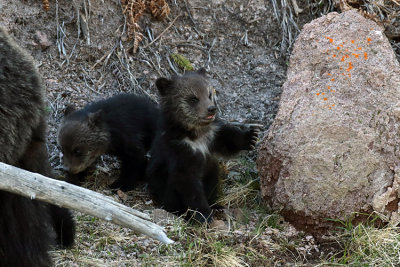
109, 179, 135, 192
211, 203, 225, 211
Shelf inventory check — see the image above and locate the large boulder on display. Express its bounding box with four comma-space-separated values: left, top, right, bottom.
257, 10, 400, 234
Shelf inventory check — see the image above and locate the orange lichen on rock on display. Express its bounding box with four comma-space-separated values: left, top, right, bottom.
318, 35, 371, 109
346, 62, 353, 72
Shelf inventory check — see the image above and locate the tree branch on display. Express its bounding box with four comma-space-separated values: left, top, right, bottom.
0, 162, 173, 244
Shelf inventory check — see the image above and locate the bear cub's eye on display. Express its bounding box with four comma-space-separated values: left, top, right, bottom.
73, 148, 82, 156
189, 96, 199, 104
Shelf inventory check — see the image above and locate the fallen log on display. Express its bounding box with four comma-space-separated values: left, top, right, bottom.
0, 162, 173, 244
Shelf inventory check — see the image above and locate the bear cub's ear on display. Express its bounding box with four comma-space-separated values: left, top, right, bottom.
155, 77, 173, 96
87, 110, 103, 128
64, 104, 76, 117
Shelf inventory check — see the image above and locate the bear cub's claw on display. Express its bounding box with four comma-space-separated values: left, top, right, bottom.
246, 126, 260, 150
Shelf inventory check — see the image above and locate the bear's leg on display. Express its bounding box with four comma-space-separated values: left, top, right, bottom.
48, 204, 75, 248
172, 175, 213, 223
17, 122, 76, 249
110, 149, 148, 191
162, 186, 185, 215
0, 192, 53, 267
203, 159, 224, 210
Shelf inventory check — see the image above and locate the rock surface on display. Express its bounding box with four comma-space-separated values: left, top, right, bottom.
257, 10, 400, 234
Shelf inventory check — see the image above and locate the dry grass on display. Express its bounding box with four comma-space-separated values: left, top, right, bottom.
50, 156, 299, 266
320, 223, 400, 266
347, 225, 400, 266
217, 180, 259, 208
169, 222, 250, 267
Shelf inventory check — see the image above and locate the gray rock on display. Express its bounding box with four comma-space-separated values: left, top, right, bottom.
257, 11, 400, 234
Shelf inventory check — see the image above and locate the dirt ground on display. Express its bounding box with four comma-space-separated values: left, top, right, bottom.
0, 0, 337, 266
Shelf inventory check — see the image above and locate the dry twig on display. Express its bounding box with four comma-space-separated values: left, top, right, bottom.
144, 15, 180, 48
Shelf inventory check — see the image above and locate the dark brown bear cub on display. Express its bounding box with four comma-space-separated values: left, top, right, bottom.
146, 69, 259, 223
0, 27, 75, 267
58, 94, 160, 191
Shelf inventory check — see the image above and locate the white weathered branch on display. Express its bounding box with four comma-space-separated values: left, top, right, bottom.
0, 162, 173, 244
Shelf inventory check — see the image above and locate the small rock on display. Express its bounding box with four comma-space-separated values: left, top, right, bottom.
116, 190, 128, 202
33, 31, 52, 50
212, 0, 225, 4
231, 208, 248, 224
210, 219, 227, 230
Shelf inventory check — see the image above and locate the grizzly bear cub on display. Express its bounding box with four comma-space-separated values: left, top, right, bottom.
58, 94, 160, 190
146, 68, 259, 223
0, 27, 75, 267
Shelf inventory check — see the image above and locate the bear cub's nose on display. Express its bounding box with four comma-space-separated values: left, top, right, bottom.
207, 106, 217, 114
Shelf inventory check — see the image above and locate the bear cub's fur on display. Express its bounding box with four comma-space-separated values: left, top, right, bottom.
58, 94, 160, 191
146, 68, 259, 223
0, 27, 75, 267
